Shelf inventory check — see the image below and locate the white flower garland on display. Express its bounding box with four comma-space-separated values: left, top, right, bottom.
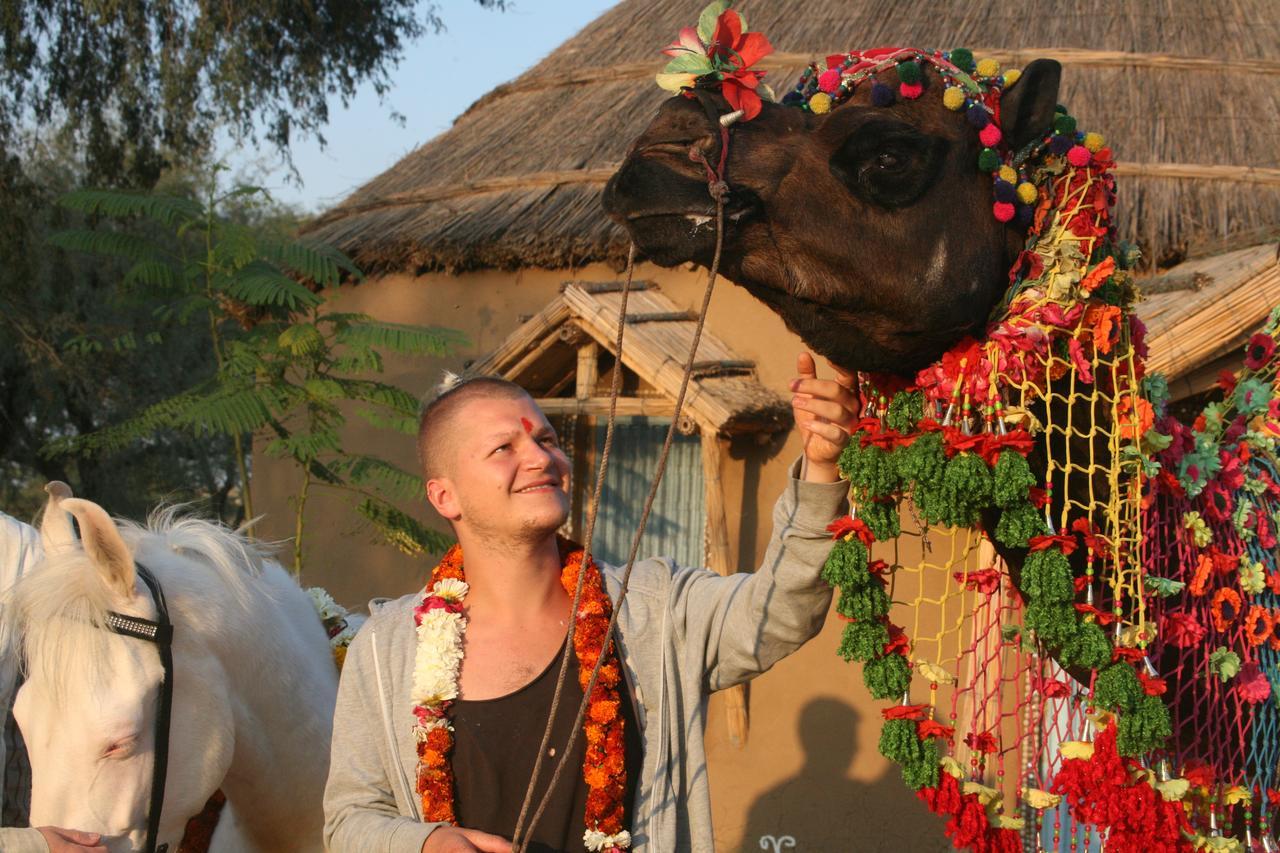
411, 578, 469, 738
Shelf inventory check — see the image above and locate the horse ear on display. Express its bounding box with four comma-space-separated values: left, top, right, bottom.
38, 480, 78, 555
999, 59, 1062, 152
60, 497, 136, 600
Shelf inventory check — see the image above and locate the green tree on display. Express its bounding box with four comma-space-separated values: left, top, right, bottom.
0, 0, 507, 185
46, 178, 462, 572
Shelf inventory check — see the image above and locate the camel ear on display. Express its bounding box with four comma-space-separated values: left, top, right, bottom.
38, 481, 77, 555
999, 59, 1062, 152
60, 498, 136, 600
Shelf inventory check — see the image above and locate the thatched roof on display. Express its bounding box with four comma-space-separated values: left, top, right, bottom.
307, 0, 1280, 275
465, 280, 791, 435
1139, 243, 1280, 399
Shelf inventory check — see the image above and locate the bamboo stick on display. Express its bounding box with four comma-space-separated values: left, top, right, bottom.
701, 431, 749, 747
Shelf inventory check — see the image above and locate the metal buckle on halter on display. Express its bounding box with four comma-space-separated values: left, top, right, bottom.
103, 612, 174, 645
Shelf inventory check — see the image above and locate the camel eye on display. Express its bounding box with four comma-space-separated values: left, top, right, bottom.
876, 151, 904, 170
829, 118, 949, 209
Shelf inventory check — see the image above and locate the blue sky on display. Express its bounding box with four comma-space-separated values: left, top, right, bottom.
225, 1, 619, 214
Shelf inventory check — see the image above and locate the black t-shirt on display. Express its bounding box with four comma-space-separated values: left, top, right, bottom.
451, 643, 643, 853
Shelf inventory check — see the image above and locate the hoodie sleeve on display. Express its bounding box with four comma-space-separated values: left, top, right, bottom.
667, 458, 847, 692
0, 827, 50, 852
323, 617, 442, 853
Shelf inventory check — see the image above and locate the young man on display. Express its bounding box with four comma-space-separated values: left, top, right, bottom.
324, 354, 859, 853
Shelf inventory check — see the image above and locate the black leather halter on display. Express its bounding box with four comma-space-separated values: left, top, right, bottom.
104, 563, 175, 853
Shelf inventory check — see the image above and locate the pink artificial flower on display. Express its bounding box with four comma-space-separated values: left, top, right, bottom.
1245, 333, 1276, 371
662, 26, 704, 57
1236, 661, 1272, 704
1161, 610, 1207, 648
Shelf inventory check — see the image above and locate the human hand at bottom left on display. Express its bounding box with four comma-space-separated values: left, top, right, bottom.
36, 826, 107, 852
421, 825, 513, 852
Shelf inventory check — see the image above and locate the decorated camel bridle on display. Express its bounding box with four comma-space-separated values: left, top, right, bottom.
650, 3, 1280, 853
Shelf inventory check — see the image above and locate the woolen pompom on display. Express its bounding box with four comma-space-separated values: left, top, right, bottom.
942, 87, 966, 111
870, 82, 896, 106
818, 69, 842, 94
966, 103, 991, 128
1049, 134, 1074, 155
993, 201, 1016, 222
1067, 145, 1092, 167
896, 60, 922, 84
977, 147, 1001, 172
809, 92, 832, 114
899, 81, 923, 99
1016, 182, 1039, 204
993, 180, 1016, 203
978, 123, 1002, 147
948, 48, 975, 72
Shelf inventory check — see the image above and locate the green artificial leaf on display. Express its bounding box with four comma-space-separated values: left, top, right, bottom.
1208, 647, 1241, 683
1143, 576, 1186, 598
696, 1, 729, 46
664, 53, 714, 75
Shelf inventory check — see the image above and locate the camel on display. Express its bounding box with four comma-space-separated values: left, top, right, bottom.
603, 12, 1276, 852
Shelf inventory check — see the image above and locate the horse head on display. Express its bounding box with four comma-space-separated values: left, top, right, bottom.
9, 486, 236, 851
8, 486, 337, 851
603, 55, 1062, 375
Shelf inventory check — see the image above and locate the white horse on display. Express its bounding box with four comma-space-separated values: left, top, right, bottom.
2, 485, 338, 852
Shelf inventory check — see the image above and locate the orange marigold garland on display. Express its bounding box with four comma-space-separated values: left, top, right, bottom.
413, 541, 630, 851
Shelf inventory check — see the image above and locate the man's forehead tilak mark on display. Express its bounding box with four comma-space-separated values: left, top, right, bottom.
520, 417, 534, 434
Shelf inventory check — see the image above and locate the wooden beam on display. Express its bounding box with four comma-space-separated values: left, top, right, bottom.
702, 431, 748, 747
576, 342, 599, 400
535, 397, 676, 418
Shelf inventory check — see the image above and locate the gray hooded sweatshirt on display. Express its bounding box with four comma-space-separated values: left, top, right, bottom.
323, 463, 847, 853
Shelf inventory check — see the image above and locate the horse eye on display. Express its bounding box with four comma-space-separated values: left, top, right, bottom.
103, 736, 138, 759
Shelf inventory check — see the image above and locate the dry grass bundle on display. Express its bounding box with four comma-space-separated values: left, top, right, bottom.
306, 0, 1280, 275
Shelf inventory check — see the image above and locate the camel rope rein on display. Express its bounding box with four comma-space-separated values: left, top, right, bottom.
512, 128, 733, 852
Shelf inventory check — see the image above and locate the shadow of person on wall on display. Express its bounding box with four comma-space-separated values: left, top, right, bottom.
741, 697, 951, 853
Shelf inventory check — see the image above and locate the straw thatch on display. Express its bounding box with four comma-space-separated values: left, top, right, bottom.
1139, 243, 1280, 398
465, 280, 792, 435
306, 0, 1280, 275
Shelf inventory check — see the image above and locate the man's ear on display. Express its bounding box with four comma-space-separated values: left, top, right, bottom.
425, 477, 462, 522
999, 58, 1062, 152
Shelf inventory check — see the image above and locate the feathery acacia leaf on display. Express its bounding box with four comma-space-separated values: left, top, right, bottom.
335, 322, 466, 356
57, 189, 203, 226
261, 238, 361, 287
338, 379, 421, 416
123, 259, 180, 291
48, 229, 166, 263
341, 455, 423, 500
356, 498, 452, 556
226, 262, 322, 310
278, 323, 325, 357
353, 406, 417, 435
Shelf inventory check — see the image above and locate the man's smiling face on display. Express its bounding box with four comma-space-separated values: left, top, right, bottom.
433, 394, 571, 544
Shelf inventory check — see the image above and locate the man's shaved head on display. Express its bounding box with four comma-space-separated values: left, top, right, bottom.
418, 376, 532, 479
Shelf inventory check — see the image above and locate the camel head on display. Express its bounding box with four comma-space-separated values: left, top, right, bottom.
603, 51, 1063, 375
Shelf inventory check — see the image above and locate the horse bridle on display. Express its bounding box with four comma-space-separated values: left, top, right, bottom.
103, 562, 175, 853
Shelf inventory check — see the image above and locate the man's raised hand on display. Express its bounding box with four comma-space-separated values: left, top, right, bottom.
36, 827, 107, 853
422, 826, 513, 853
789, 351, 858, 483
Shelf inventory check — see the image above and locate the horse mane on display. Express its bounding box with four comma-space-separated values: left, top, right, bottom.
2, 505, 273, 701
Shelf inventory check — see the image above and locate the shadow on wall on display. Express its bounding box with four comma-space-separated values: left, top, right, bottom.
741, 698, 952, 853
